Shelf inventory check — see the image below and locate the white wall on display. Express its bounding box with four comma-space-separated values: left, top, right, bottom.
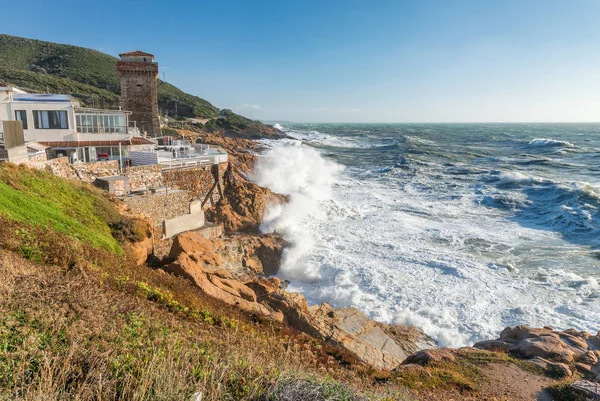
0, 89, 12, 139
0, 92, 78, 142
11, 102, 78, 142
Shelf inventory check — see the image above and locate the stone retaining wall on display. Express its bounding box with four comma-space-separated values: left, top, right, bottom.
125, 164, 164, 190
34, 157, 120, 182
124, 190, 189, 226
28, 152, 47, 163
34, 157, 227, 212
161, 162, 227, 209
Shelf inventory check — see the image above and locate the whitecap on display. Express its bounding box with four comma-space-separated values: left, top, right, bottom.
526, 138, 576, 148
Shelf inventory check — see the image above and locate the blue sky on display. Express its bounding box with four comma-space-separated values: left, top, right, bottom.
3, 0, 600, 122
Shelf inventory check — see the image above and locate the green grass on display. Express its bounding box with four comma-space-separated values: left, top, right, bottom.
0, 164, 122, 254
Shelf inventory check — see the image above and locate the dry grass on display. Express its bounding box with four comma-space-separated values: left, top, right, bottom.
392, 349, 549, 394
0, 248, 419, 401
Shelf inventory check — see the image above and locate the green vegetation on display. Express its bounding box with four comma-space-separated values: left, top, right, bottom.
157, 80, 219, 118
0, 34, 218, 118
0, 163, 123, 254
0, 67, 120, 109
392, 350, 546, 394
545, 384, 578, 401
204, 109, 257, 132
0, 34, 278, 134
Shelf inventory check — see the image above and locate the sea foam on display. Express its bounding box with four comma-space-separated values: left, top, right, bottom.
252, 124, 600, 347
252, 142, 343, 281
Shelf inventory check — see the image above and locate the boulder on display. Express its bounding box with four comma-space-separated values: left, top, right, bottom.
580, 351, 599, 366
498, 325, 553, 342
402, 348, 457, 366
576, 363, 594, 376
129, 235, 153, 265
164, 236, 282, 319
517, 335, 576, 363
168, 231, 222, 265
170, 232, 284, 278
165, 256, 274, 318
379, 323, 437, 355
205, 167, 287, 234
592, 360, 600, 381
472, 339, 515, 352
394, 363, 432, 376
476, 325, 599, 363
567, 380, 600, 400
208, 275, 257, 302
245, 277, 283, 299
313, 306, 410, 371
127, 218, 154, 265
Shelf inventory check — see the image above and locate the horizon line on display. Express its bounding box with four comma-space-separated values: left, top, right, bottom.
262, 120, 600, 125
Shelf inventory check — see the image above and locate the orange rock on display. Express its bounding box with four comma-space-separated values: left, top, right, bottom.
402, 348, 458, 366
127, 218, 154, 265
205, 165, 287, 234
169, 231, 222, 266
208, 275, 257, 302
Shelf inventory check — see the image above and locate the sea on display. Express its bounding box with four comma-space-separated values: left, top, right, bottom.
251, 123, 600, 347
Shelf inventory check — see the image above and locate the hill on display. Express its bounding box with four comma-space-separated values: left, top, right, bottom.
0, 34, 221, 120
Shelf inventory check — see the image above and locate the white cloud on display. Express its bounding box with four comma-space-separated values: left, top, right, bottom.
236, 103, 263, 110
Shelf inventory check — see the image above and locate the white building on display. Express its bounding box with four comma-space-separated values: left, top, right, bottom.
0, 84, 154, 163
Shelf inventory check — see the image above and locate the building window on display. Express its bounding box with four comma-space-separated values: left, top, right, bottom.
14, 110, 28, 130
33, 110, 69, 129
76, 113, 126, 134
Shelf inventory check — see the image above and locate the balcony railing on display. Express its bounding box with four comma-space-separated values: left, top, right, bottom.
76, 125, 128, 134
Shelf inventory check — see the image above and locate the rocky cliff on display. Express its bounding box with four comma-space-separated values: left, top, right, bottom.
160, 231, 436, 371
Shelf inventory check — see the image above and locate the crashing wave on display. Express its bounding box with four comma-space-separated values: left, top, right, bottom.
252, 142, 343, 282
526, 138, 575, 148
486, 175, 600, 241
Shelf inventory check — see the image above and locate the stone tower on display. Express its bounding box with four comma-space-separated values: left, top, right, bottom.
116, 50, 161, 137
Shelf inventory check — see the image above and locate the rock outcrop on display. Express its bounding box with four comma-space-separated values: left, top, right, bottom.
475, 325, 600, 381
168, 231, 285, 278
164, 231, 282, 320
163, 231, 435, 371
254, 287, 436, 370
124, 217, 154, 265
568, 380, 600, 400
206, 165, 287, 234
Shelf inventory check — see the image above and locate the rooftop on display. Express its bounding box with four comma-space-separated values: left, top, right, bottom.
119, 50, 154, 58
38, 137, 155, 147
75, 107, 132, 115
13, 93, 73, 103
